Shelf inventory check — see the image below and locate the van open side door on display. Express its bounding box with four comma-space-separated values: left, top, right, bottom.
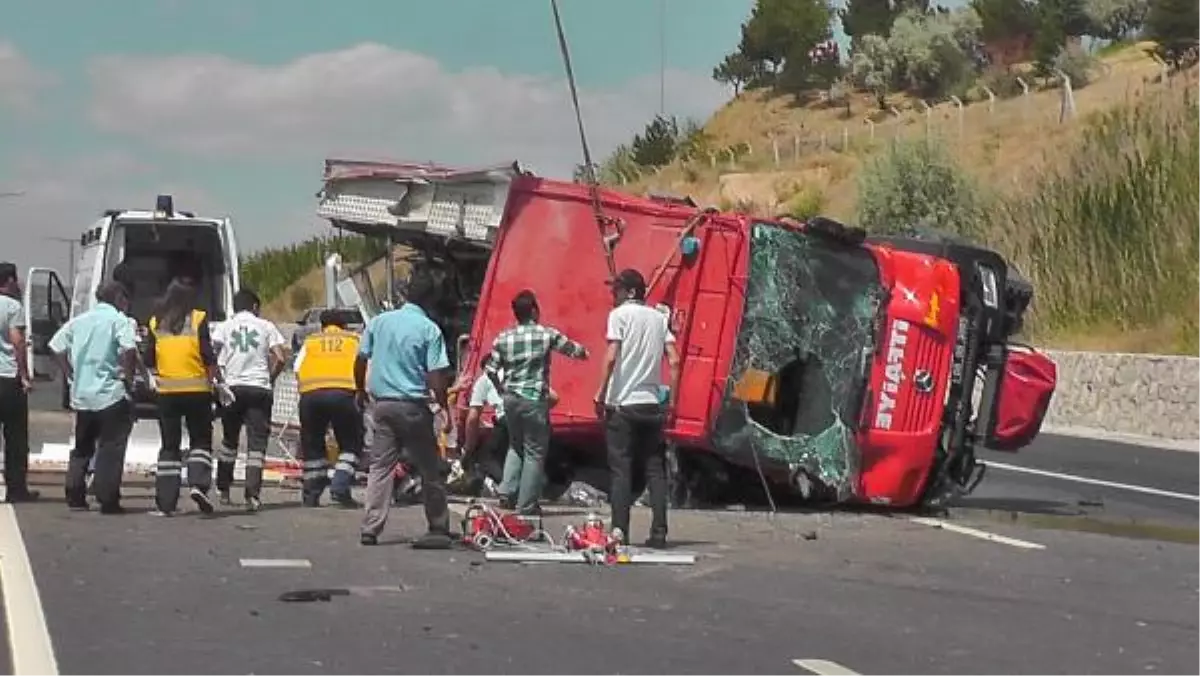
22, 267, 70, 387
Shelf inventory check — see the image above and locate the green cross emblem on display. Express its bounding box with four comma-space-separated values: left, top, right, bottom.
230, 327, 260, 353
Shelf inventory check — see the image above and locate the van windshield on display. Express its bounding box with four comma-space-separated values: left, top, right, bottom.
711, 222, 885, 498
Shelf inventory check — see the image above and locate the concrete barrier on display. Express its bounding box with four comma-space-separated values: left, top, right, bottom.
1042, 350, 1199, 442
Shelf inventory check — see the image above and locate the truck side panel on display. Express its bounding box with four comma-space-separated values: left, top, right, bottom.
460, 177, 746, 455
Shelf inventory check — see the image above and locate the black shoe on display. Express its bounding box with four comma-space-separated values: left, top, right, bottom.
330, 491, 360, 509
5, 489, 41, 503
360, 533, 378, 546
412, 531, 453, 550
190, 487, 215, 515
99, 504, 126, 515
643, 536, 668, 550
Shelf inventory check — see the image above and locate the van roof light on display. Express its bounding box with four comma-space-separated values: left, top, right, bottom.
155, 194, 174, 219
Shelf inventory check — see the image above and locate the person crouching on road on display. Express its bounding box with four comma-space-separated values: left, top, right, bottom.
49, 282, 139, 514
593, 269, 681, 549
146, 277, 225, 516
483, 290, 589, 515
212, 289, 286, 512
293, 309, 362, 508
356, 274, 455, 549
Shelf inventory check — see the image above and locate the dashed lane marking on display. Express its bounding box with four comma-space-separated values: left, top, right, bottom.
239, 558, 313, 569
983, 460, 1200, 502
909, 516, 1046, 550
793, 658, 861, 674
0, 503, 59, 675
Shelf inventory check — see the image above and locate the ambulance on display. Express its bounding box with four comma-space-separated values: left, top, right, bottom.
28, 195, 241, 471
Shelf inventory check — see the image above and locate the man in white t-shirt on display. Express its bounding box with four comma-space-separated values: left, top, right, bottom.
211, 289, 286, 511
593, 268, 681, 549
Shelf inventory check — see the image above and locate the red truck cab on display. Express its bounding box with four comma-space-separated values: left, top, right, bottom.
455, 176, 1057, 509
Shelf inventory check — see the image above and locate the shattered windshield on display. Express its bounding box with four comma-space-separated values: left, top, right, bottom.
711, 223, 885, 499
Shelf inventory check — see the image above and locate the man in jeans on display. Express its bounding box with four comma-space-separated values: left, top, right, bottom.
356, 274, 455, 549
593, 269, 681, 549
49, 282, 139, 513
484, 290, 589, 515
0, 262, 37, 503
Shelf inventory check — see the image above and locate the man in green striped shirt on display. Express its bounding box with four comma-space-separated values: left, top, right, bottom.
483, 290, 588, 514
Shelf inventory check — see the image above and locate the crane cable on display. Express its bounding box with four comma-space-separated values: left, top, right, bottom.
549, 0, 622, 279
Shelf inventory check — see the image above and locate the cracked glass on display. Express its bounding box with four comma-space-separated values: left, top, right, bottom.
711, 223, 886, 499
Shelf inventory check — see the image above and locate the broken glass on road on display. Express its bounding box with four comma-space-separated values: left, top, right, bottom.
711, 223, 886, 500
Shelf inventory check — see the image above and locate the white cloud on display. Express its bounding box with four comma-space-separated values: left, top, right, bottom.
0, 151, 216, 273
86, 43, 729, 178
0, 41, 52, 112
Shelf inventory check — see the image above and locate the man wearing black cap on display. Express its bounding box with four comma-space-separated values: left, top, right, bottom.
593, 268, 680, 549
0, 262, 37, 502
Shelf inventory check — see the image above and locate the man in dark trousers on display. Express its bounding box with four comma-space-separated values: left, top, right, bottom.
0, 262, 37, 502
484, 290, 589, 515
293, 309, 361, 508
49, 282, 139, 513
357, 273, 455, 549
212, 289, 286, 512
593, 269, 681, 549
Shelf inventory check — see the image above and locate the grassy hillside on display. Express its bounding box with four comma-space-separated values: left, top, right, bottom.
624, 45, 1197, 355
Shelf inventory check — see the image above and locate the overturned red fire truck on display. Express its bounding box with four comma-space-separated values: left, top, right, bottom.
317, 159, 1057, 509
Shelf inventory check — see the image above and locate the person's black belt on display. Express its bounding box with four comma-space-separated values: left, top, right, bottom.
374, 396, 429, 404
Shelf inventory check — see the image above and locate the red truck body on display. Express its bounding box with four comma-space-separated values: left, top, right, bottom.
455, 175, 1057, 508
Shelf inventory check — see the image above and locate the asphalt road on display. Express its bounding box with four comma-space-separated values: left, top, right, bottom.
3, 410, 1197, 675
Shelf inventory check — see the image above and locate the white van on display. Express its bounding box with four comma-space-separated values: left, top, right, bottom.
24, 195, 240, 416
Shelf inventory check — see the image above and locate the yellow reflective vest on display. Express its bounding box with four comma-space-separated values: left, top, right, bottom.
297, 327, 359, 394
150, 309, 211, 394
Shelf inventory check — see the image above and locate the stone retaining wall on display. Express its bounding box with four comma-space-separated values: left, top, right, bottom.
1043, 350, 1199, 441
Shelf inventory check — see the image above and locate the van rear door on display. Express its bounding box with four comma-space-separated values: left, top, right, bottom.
217, 217, 240, 325
22, 267, 70, 384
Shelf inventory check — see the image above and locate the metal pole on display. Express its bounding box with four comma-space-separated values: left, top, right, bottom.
659, 0, 666, 115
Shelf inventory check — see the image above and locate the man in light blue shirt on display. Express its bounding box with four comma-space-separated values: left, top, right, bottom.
49, 282, 139, 514
354, 273, 454, 549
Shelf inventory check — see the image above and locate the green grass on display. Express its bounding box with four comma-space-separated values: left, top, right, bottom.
240, 234, 386, 304
985, 85, 1199, 354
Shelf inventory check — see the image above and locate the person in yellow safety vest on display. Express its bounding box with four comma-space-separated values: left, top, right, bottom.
144, 277, 226, 516
292, 309, 363, 508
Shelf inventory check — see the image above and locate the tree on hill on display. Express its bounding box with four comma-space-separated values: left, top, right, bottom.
1084, 0, 1148, 41
712, 52, 758, 95
971, 0, 1038, 68
631, 115, 681, 168
723, 0, 838, 92
840, 0, 899, 44
850, 8, 985, 106
1144, 0, 1199, 67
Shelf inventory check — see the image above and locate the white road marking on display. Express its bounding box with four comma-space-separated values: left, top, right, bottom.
0, 503, 60, 675
909, 516, 1046, 550
793, 658, 861, 674
238, 558, 312, 569
983, 460, 1200, 502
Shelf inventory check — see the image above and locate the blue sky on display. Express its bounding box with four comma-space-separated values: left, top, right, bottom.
0, 0, 756, 273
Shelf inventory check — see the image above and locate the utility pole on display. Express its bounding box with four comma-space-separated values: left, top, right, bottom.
43, 236, 77, 282
659, 0, 667, 115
